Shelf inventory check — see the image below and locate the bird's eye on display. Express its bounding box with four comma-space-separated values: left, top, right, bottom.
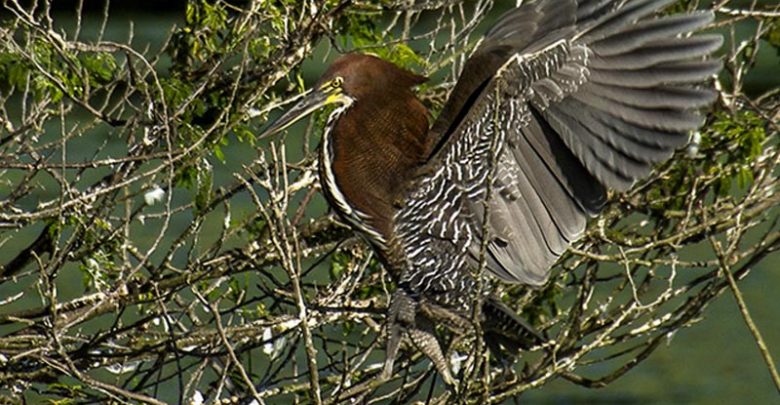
331, 76, 343, 88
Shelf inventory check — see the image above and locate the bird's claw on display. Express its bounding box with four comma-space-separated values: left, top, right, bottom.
384, 288, 457, 386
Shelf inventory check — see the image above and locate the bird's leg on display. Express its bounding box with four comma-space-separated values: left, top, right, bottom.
382, 287, 455, 386
381, 287, 416, 381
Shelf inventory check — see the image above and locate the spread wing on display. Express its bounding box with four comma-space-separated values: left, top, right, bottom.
393, 0, 721, 293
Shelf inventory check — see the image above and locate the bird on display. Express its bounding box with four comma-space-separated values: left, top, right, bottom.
259, 0, 722, 386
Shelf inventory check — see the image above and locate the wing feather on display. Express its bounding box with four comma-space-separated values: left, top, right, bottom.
590, 35, 723, 69
590, 12, 715, 55
583, 83, 717, 109
395, 0, 720, 290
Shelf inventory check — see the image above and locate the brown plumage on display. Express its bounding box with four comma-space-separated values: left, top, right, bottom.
318, 54, 432, 241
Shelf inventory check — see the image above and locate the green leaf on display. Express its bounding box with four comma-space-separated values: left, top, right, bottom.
329, 252, 349, 280
194, 160, 213, 213
213, 144, 225, 162
80, 52, 117, 83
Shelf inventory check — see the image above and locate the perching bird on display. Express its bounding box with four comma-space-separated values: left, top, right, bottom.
260, 0, 721, 385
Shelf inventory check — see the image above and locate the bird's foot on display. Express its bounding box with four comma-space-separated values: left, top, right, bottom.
408, 322, 455, 386
382, 288, 456, 386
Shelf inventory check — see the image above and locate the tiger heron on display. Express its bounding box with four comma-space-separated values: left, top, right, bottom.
260, 0, 721, 385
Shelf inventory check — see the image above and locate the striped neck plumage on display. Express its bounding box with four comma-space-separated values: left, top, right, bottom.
319, 95, 388, 248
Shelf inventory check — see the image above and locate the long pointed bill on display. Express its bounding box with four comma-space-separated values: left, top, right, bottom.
258, 88, 332, 140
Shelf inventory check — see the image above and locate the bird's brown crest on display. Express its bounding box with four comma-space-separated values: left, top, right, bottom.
318, 53, 426, 98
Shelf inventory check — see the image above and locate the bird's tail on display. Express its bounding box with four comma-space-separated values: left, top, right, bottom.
482, 296, 546, 354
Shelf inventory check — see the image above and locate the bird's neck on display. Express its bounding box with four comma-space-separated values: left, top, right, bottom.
321, 89, 432, 244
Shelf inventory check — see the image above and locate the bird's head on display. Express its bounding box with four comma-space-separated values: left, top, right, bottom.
259, 53, 426, 139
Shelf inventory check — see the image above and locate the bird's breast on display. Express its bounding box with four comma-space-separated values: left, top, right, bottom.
318, 89, 432, 257
319, 105, 390, 249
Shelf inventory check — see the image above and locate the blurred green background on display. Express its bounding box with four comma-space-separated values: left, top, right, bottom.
1, 0, 778, 403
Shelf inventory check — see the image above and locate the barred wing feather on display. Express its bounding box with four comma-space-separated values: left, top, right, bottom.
394, 0, 721, 292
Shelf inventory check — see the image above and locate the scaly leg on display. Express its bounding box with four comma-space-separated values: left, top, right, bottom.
382, 287, 455, 386
409, 316, 454, 386
381, 288, 416, 380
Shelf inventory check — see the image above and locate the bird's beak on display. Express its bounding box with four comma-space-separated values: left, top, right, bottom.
258, 87, 342, 140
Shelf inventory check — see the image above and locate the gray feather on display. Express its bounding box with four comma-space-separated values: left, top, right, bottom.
571, 90, 705, 131
555, 98, 674, 163
589, 60, 722, 88
584, 105, 690, 149
590, 12, 714, 55
579, 0, 676, 42
583, 82, 717, 109
591, 34, 723, 69
545, 104, 652, 189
